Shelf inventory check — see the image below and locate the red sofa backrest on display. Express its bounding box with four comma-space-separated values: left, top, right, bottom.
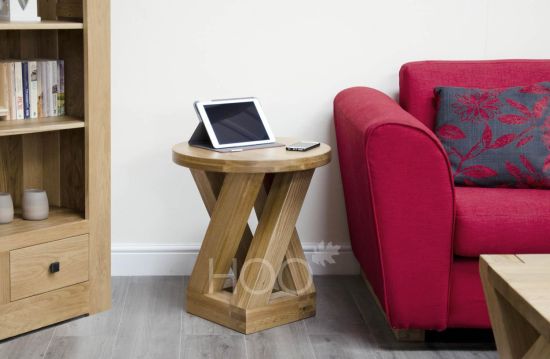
399, 60, 550, 130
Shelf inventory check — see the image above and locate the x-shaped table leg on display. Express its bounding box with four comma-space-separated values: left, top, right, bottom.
186, 169, 316, 333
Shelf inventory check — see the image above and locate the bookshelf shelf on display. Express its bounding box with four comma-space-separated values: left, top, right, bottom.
0, 207, 87, 252
0, 20, 83, 30
0, 116, 85, 136
0, 0, 109, 340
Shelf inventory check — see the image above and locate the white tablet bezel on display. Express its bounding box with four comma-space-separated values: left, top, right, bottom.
194, 98, 276, 149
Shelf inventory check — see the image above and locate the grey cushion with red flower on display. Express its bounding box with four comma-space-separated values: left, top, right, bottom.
434, 82, 550, 188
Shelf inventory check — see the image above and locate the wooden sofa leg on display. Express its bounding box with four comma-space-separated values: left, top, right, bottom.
361, 270, 426, 342
392, 328, 426, 342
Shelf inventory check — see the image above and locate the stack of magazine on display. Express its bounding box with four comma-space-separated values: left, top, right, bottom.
0, 60, 65, 121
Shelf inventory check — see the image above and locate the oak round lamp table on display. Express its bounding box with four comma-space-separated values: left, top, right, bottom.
172, 138, 331, 334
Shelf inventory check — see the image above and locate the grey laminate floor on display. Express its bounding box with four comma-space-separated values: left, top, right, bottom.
0, 276, 497, 359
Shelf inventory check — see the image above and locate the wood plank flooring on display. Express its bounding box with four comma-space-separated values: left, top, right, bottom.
0, 276, 497, 359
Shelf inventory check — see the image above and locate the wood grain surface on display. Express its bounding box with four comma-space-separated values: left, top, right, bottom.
173, 138, 330, 173
481, 254, 550, 359
10, 234, 89, 301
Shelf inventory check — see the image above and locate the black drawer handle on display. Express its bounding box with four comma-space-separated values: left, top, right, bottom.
49, 262, 60, 274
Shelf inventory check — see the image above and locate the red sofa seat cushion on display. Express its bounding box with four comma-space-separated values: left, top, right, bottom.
455, 186, 550, 256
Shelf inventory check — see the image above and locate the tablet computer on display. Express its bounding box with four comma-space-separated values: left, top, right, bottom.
193, 98, 276, 149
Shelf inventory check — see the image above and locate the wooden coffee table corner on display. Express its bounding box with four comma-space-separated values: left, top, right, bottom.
480, 254, 550, 359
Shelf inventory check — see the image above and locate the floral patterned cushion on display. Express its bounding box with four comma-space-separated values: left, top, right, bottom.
434, 82, 550, 188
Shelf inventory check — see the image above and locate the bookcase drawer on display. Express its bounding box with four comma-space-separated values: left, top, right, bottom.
10, 234, 89, 301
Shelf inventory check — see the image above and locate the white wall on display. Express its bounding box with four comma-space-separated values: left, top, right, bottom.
111, 0, 550, 275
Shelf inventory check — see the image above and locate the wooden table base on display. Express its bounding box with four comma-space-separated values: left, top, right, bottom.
186, 169, 317, 334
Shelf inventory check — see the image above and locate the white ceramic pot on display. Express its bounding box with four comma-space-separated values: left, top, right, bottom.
0, 192, 14, 224
22, 189, 48, 221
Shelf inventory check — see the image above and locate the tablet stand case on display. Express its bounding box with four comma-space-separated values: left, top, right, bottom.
189, 122, 283, 152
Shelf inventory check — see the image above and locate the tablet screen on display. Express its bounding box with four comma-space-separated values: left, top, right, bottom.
203, 101, 270, 145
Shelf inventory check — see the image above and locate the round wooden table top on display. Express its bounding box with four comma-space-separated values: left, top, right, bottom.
172, 138, 331, 173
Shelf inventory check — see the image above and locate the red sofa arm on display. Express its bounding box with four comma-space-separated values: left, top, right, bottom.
334, 87, 455, 330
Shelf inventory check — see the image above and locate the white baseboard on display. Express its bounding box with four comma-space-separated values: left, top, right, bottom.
112, 243, 359, 276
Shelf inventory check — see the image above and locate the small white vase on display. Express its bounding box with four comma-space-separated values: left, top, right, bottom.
22, 189, 49, 221
0, 192, 14, 224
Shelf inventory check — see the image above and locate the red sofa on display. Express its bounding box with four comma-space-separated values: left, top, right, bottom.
334, 60, 550, 331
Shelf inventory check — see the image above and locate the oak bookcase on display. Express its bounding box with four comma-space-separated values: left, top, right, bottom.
0, 0, 110, 339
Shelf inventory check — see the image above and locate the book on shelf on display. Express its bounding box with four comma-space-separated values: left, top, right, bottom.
40, 61, 50, 118
58, 60, 65, 116
8, 63, 16, 120
14, 62, 24, 120
0, 60, 66, 121
22, 62, 30, 119
37, 62, 44, 118
0, 63, 10, 121
29, 61, 38, 119
49, 60, 58, 117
